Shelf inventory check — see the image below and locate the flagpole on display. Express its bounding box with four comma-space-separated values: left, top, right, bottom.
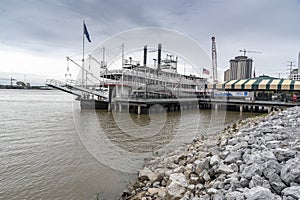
121, 43, 124, 95
82, 20, 85, 88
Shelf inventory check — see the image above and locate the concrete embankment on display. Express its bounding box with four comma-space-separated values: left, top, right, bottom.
120, 107, 300, 200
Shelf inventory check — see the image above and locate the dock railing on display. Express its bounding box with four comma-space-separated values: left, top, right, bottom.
46, 79, 68, 87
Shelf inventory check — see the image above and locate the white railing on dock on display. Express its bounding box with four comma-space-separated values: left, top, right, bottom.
46, 79, 67, 87
66, 79, 82, 86
46, 79, 86, 87
70, 85, 109, 99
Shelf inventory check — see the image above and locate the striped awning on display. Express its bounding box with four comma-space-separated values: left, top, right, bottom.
207, 76, 300, 91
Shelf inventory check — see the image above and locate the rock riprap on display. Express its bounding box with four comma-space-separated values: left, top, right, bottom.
121, 107, 300, 200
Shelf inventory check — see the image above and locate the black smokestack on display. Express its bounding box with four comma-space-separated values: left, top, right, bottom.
143, 45, 147, 67
157, 43, 162, 72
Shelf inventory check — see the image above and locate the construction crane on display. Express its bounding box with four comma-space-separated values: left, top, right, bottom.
0, 77, 16, 86
239, 49, 262, 56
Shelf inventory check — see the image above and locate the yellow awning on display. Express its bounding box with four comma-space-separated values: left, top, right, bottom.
216, 82, 224, 89
270, 80, 280, 90
225, 80, 238, 89
207, 83, 215, 89
258, 79, 270, 90
244, 79, 256, 90
294, 81, 300, 90
234, 79, 248, 90
281, 79, 291, 90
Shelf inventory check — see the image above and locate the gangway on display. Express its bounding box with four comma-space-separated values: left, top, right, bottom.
46, 79, 109, 100
46, 79, 82, 97
66, 84, 109, 100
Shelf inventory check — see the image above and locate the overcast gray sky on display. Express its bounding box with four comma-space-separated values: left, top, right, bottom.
1, 0, 300, 81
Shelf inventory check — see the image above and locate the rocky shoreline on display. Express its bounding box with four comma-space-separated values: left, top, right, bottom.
120, 107, 300, 200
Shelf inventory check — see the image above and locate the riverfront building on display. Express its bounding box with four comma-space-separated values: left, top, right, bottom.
289, 52, 300, 80
224, 69, 230, 82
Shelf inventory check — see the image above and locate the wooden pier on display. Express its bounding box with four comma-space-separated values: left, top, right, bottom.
109, 97, 300, 114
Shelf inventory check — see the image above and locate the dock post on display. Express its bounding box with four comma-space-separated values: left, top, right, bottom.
215, 104, 218, 111
119, 104, 122, 112
240, 105, 243, 113
108, 103, 111, 112
138, 105, 141, 115
114, 103, 117, 112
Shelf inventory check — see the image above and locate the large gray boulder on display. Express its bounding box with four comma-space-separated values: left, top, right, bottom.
268, 173, 286, 194
273, 148, 296, 162
244, 186, 280, 200
210, 155, 221, 166
212, 190, 225, 200
242, 163, 263, 179
147, 187, 166, 198
167, 173, 188, 199
139, 167, 158, 183
249, 175, 264, 188
224, 151, 242, 164
280, 157, 300, 185
282, 186, 300, 199
217, 164, 234, 174
231, 141, 248, 152
167, 181, 186, 200
169, 173, 188, 187
225, 191, 245, 200
263, 160, 282, 179
195, 157, 211, 174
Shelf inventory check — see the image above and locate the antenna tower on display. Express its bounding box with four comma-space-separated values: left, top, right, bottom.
287, 61, 295, 78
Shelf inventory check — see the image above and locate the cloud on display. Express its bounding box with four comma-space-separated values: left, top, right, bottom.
0, 0, 300, 78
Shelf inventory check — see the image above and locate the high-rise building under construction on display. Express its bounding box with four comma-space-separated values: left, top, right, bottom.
229, 56, 253, 80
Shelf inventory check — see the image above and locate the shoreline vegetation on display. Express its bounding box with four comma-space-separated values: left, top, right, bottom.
120, 107, 300, 200
0, 85, 52, 90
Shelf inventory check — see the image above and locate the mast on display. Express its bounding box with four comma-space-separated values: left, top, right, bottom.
102, 46, 105, 84
102, 46, 105, 66
143, 45, 147, 87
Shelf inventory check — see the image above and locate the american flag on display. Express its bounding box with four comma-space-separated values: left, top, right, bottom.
203, 68, 210, 75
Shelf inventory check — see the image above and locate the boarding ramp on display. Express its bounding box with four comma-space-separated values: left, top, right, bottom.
64, 79, 109, 100
66, 85, 109, 100
46, 79, 110, 100
46, 79, 82, 97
